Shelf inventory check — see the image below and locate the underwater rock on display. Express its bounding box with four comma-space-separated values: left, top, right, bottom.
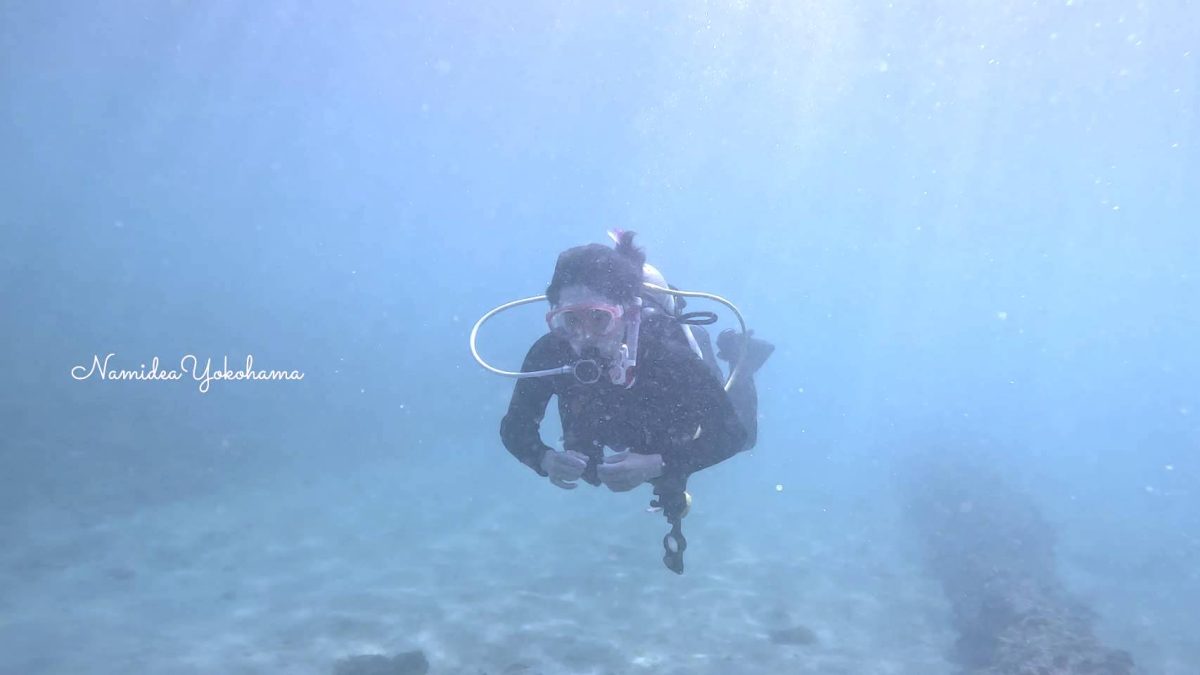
331, 650, 429, 675
767, 625, 819, 646
902, 453, 1135, 675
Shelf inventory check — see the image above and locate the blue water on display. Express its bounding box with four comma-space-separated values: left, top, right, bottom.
2, 2, 1196, 674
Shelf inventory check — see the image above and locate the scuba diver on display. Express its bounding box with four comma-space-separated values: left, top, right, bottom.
469, 231, 774, 573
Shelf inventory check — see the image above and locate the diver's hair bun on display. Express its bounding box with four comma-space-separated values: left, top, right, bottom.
613, 230, 646, 271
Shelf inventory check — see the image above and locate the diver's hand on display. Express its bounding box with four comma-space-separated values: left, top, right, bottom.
598, 451, 664, 492
541, 449, 589, 490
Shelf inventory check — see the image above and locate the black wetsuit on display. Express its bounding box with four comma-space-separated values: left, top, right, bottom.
499, 315, 748, 488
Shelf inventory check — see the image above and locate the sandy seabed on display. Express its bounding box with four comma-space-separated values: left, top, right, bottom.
1, 454, 1185, 675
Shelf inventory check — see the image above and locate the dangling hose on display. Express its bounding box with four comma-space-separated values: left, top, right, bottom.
650, 486, 691, 574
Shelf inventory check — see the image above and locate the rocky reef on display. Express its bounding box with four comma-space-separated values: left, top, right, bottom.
903, 455, 1135, 675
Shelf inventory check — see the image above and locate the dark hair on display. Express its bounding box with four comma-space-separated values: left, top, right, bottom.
545, 231, 646, 306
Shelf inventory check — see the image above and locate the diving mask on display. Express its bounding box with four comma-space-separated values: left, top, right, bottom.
546, 302, 625, 340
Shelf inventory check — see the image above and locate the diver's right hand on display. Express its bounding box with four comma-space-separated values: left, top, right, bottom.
541, 449, 589, 490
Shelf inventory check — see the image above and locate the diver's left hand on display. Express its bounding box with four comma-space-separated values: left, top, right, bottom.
598, 451, 664, 492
